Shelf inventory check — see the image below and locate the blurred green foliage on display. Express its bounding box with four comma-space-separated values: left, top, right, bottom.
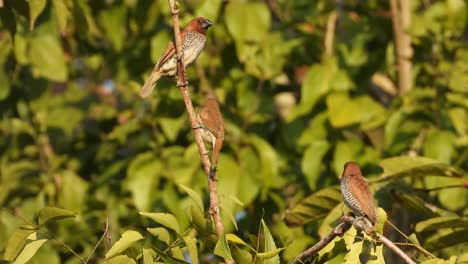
0, 0, 467, 263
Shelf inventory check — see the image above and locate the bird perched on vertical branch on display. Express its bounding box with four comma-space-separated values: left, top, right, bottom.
196, 96, 224, 179
340, 161, 378, 234
140, 17, 213, 98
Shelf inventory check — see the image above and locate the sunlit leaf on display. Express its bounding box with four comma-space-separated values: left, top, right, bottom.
12, 233, 48, 264
284, 186, 342, 226
29, 35, 68, 81
105, 230, 144, 259
38, 207, 76, 226
4, 229, 36, 261
140, 212, 180, 234
214, 233, 234, 262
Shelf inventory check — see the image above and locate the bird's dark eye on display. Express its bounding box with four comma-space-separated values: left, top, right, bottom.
198, 18, 203, 24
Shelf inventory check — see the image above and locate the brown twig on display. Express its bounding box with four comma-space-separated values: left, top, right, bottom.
165, 1, 230, 263
85, 218, 109, 263
324, 11, 337, 57
293, 216, 417, 264
292, 220, 352, 264
390, 0, 413, 95
376, 235, 416, 264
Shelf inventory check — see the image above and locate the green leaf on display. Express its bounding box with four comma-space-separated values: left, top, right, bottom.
178, 184, 204, 212
226, 233, 249, 248
423, 130, 456, 163
425, 228, 468, 251
58, 171, 89, 211
448, 107, 467, 135
4, 229, 36, 261
326, 93, 386, 128
103, 255, 137, 264
214, 233, 234, 262
379, 156, 463, 180
38, 207, 76, 226
126, 153, 162, 212
29, 35, 68, 81
284, 186, 342, 226
301, 140, 330, 189
182, 236, 198, 264
105, 230, 144, 259
140, 212, 180, 234
98, 5, 127, 51
29, 0, 47, 29
52, 0, 70, 32
153, 247, 190, 264
344, 237, 363, 264
159, 116, 187, 142
248, 135, 282, 191
375, 208, 387, 234
147, 228, 171, 244
225, 1, 270, 44
259, 219, 281, 264
142, 248, 156, 264
416, 216, 468, 232
13, 233, 48, 264
391, 191, 439, 218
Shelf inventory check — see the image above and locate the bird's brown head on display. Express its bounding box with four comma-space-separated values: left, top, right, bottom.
186, 17, 213, 34
342, 161, 362, 179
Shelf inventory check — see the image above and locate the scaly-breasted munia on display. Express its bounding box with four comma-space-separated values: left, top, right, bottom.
140, 17, 213, 98
341, 161, 377, 234
196, 96, 224, 179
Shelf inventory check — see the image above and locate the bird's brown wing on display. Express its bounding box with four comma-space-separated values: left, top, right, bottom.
199, 99, 224, 139
348, 175, 377, 225
155, 31, 187, 69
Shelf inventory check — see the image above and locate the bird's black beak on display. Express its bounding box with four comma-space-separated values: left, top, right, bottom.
203, 19, 213, 29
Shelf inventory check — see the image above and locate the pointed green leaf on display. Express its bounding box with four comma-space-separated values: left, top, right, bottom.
147, 228, 171, 245
153, 247, 190, 264
140, 212, 180, 234
260, 219, 280, 264
103, 255, 137, 264
12, 232, 48, 264
182, 236, 198, 264
416, 216, 468, 232
379, 156, 463, 180
38, 207, 77, 226
52, 0, 70, 31
105, 230, 143, 259
178, 184, 204, 212
142, 248, 156, 264
214, 233, 234, 262
284, 186, 342, 226
29, 0, 47, 29
4, 229, 36, 261
29, 35, 68, 81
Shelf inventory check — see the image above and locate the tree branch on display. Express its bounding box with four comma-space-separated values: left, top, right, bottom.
293, 216, 417, 264
390, 0, 413, 95
165, 2, 230, 263
292, 219, 352, 264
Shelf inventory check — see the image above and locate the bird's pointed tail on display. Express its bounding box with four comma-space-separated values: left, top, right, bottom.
140, 71, 161, 98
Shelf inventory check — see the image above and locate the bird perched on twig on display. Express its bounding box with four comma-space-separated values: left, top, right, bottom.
196, 96, 224, 179
140, 17, 213, 98
340, 161, 378, 234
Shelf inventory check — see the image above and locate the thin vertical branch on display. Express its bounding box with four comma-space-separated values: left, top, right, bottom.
165, 1, 230, 263
324, 11, 337, 57
390, 0, 413, 95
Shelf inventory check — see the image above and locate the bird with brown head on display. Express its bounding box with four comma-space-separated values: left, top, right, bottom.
140, 17, 213, 98
340, 161, 378, 234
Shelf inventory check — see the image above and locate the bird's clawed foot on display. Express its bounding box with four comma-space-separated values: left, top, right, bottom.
209, 167, 217, 180
177, 80, 189, 87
